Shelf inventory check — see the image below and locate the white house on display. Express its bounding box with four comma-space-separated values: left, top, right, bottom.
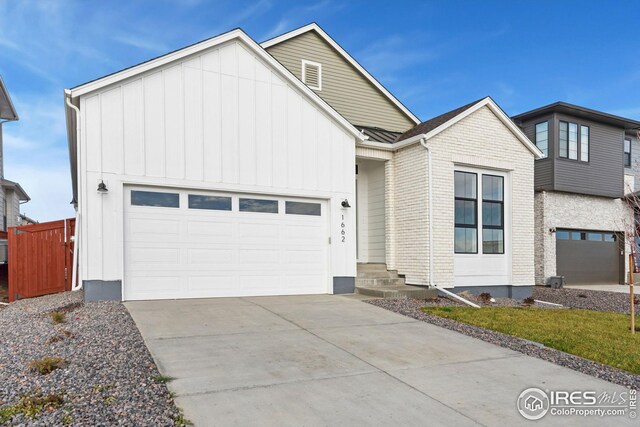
65, 24, 541, 301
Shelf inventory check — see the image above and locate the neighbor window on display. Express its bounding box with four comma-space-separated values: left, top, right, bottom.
625, 138, 632, 167
559, 121, 587, 161
454, 171, 477, 254
580, 126, 589, 162
535, 122, 548, 158
131, 190, 179, 208
482, 175, 504, 254
239, 198, 278, 213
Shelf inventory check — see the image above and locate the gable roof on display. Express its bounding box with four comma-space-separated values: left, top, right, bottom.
0, 75, 18, 121
261, 23, 421, 126
362, 97, 543, 158
512, 101, 640, 131
65, 28, 364, 142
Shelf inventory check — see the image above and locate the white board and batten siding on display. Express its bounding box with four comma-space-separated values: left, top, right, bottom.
79, 39, 357, 299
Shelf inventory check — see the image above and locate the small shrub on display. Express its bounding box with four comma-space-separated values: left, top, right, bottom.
634, 296, 639, 306
478, 292, 492, 303
152, 374, 175, 384
50, 311, 66, 324
29, 357, 67, 375
522, 297, 535, 306
0, 391, 64, 423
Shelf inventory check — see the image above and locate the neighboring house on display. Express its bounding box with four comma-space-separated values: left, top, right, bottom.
0, 76, 31, 279
0, 77, 31, 234
64, 24, 540, 301
512, 102, 640, 286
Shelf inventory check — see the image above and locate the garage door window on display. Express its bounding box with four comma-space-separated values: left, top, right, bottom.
239, 198, 278, 213
285, 201, 321, 216
131, 190, 179, 208
188, 195, 231, 211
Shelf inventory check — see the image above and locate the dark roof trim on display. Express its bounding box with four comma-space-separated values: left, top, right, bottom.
512, 102, 640, 130
0, 75, 18, 121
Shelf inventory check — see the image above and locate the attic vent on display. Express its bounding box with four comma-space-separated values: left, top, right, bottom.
301, 60, 322, 91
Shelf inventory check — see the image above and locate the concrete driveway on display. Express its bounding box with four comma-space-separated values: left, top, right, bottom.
126, 295, 634, 426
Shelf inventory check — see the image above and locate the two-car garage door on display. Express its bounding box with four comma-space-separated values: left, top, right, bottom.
123, 187, 329, 301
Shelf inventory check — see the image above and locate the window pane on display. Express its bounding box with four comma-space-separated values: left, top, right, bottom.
568, 123, 578, 160
454, 171, 476, 199
559, 122, 568, 158
625, 139, 632, 167
570, 231, 582, 240
455, 200, 476, 225
580, 126, 589, 162
239, 198, 278, 213
285, 201, 321, 216
625, 139, 631, 153
482, 202, 502, 226
483, 229, 504, 254
188, 195, 231, 210
587, 232, 602, 241
535, 122, 549, 158
556, 230, 570, 240
603, 233, 616, 242
482, 175, 503, 201
455, 227, 477, 253
131, 190, 179, 207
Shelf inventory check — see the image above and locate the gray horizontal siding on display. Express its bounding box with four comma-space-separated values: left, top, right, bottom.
521, 114, 554, 190
553, 113, 623, 198
266, 31, 416, 132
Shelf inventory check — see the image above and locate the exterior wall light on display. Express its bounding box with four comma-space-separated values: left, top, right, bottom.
549, 227, 556, 233
97, 180, 108, 193
341, 199, 351, 208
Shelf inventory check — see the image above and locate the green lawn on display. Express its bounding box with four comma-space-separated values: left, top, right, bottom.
422, 306, 640, 374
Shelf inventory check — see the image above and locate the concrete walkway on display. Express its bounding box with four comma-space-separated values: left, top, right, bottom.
565, 283, 633, 293
126, 295, 634, 426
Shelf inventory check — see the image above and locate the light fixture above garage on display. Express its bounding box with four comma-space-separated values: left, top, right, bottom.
341, 199, 351, 208
97, 180, 108, 194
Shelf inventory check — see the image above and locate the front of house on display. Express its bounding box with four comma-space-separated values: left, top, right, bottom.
65, 24, 540, 301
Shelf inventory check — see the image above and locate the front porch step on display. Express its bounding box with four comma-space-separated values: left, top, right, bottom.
356, 263, 388, 272
357, 270, 401, 279
356, 284, 438, 299
355, 277, 406, 287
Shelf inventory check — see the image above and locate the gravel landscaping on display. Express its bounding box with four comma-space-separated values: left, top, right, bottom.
533, 286, 640, 314
367, 295, 640, 390
0, 291, 189, 426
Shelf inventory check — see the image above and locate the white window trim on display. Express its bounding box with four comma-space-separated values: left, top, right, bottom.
301, 59, 322, 91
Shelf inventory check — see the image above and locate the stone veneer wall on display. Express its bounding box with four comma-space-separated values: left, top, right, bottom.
534, 190, 632, 285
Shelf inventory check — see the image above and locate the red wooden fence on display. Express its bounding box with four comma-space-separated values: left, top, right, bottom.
8, 218, 75, 302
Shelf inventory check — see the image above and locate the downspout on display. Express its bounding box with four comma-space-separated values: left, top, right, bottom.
419, 137, 479, 308
65, 94, 82, 291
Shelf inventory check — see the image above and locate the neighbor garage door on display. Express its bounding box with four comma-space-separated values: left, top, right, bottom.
556, 229, 622, 285
123, 187, 329, 300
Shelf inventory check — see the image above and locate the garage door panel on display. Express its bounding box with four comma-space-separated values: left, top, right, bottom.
187, 248, 235, 265
124, 188, 329, 300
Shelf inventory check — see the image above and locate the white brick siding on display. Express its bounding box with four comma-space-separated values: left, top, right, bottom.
390, 106, 536, 288
534, 190, 632, 285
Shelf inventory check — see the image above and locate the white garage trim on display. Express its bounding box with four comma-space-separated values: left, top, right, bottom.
123, 185, 331, 301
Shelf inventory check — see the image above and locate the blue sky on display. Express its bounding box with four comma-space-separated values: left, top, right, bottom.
1, 0, 639, 221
